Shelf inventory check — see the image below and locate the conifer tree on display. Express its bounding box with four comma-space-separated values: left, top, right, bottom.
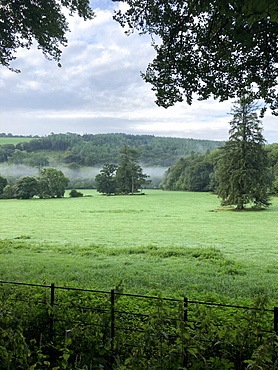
217, 96, 271, 210
115, 146, 150, 194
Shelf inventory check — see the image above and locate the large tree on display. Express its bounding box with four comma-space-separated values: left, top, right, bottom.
13, 176, 38, 199
114, 0, 278, 115
115, 146, 150, 194
95, 163, 118, 195
38, 168, 69, 198
0, 0, 94, 70
216, 96, 271, 210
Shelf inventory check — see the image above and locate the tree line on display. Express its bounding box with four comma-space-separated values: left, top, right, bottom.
161, 144, 278, 195
0, 133, 224, 167
1, 98, 277, 208
1, 100, 278, 209
0, 146, 150, 199
0, 168, 70, 199
162, 96, 276, 209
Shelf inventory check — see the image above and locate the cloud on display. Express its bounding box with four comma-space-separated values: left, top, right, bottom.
0, 2, 277, 143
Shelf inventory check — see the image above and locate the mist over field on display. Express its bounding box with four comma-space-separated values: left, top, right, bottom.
0, 164, 39, 179
62, 166, 102, 179
0, 163, 167, 188
0, 164, 101, 180
143, 167, 168, 177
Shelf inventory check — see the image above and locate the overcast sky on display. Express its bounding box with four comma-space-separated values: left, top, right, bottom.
0, 0, 277, 143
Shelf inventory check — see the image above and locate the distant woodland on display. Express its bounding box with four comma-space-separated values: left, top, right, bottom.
160, 145, 278, 194
0, 133, 278, 193
0, 132, 224, 167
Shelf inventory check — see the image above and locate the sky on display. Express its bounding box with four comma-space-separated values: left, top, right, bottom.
0, 0, 277, 143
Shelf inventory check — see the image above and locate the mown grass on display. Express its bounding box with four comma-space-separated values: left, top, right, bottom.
0, 190, 278, 303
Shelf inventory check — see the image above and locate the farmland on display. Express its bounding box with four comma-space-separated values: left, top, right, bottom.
1, 190, 278, 303
0, 137, 35, 145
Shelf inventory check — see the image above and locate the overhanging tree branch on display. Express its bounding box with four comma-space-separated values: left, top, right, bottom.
114, 0, 278, 115
0, 0, 94, 71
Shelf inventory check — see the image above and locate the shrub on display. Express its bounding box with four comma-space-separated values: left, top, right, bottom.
69, 189, 83, 197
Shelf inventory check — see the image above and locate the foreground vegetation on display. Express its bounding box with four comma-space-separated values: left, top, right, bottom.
1, 282, 276, 369
0, 190, 278, 303
1, 190, 278, 368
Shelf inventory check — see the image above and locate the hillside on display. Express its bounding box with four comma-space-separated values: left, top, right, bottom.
0, 132, 224, 167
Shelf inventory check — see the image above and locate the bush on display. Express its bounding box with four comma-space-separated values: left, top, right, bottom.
69, 189, 83, 197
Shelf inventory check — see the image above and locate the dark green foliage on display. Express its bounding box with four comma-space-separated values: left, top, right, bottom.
114, 1, 278, 115
115, 146, 151, 194
69, 189, 83, 197
217, 97, 272, 209
0, 175, 7, 194
0, 133, 224, 167
96, 163, 118, 195
161, 151, 221, 192
0, 0, 94, 70
69, 177, 96, 189
96, 148, 150, 195
0, 144, 14, 162
38, 168, 70, 198
265, 144, 278, 193
7, 149, 49, 167
13, 176, 38, 199
0, 184, 13, 199
67, 162, 81, 171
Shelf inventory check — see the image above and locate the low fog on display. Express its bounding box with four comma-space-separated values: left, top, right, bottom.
143, 167, 168, 178
0, 164, 39, 178
0, 164, 167, 188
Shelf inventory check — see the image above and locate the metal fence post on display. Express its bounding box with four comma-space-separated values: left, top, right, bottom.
110, 289, 115, 367
111, 289, 115, 343
184, 297, 188, 322
183, 297, 188, 368
50, 283, 55, 340
274, 307, 278, 334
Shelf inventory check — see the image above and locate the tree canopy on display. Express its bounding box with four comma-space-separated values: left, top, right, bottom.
38, 168, 70, 198
115, 146, 151, 194
96, 146, 151, 195
216, 96, 271, 209
0, 133, 223, 167
0, 0, 94, 70
13, 176, 38, 199
95, 163, 118, 195
160, 151, 218, 192
114, 0, 278, 115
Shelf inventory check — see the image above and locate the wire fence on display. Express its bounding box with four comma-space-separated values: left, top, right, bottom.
1, 280, 278, 368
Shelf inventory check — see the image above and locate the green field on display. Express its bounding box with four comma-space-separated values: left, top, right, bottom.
0, 137, 34, 145
1, 190, 278, 303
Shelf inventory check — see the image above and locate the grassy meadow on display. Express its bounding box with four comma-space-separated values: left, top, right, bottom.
0, 137, 34, 145
1, 189, 278, 303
